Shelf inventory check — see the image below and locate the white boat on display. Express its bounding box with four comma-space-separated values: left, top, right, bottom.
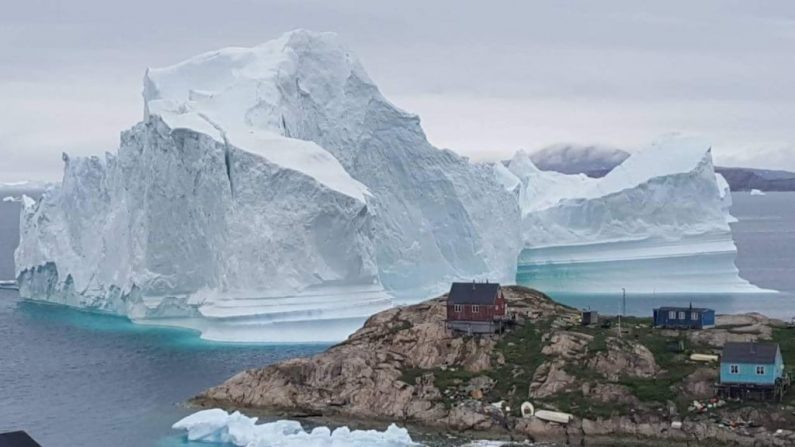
690, 353, 719, 362
520, 402, 573, 424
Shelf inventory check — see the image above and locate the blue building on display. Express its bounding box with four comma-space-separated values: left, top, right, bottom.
652, 306, 715, 329
718, 342, 790, 400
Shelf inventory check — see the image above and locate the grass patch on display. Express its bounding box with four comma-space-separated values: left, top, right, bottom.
485, 321, 547, 412
772, 326, 795, 404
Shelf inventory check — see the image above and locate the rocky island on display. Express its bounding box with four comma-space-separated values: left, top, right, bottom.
195, 286, 795, 446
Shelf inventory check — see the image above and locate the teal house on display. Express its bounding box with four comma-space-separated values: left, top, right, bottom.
718, 342, 789, 400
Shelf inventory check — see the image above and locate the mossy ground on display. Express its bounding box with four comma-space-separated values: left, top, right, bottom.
772, 326, 795, 404
400, 314, 795, 419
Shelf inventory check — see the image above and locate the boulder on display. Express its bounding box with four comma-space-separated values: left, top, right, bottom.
529, 361, 577, 398
587, 337, 659, 381
541, 331, 593, 359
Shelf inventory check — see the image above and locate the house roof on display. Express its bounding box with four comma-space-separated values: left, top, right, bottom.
448, 282, 500, 305
722, 342, 780, 364
656, 306, 713, 313
0, 431, 42, 447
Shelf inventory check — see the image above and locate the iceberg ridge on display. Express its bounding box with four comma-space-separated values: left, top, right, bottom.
14, 31, 764, 342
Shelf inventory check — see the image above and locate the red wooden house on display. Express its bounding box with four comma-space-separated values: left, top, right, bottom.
446, 282, 508, 334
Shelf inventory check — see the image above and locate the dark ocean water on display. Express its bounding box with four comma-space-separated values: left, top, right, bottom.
0, 292, 326, 446
0, 191, 793, 446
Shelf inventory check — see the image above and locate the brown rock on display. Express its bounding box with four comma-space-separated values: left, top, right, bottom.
529, 361, 577, 398
541, 331, 593, 359
584, 383, 640, 406
587, 337, 658, 381
446, 400, 494, 431
680, 367, 717, 399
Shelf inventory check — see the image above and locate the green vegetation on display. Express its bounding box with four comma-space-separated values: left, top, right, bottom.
488, 320, 547, 402
398, 309, 795, 420
564, 316, 712, 412
772, 326, 795, 404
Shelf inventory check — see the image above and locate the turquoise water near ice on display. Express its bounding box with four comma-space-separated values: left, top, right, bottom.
0, 293, 327, 446
0, 191, 793, 446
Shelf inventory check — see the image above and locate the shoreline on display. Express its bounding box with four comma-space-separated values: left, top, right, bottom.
194, 286, 795, 446
187, 398, 749, 447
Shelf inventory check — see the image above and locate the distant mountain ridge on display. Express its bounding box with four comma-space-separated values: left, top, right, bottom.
715, 167, 795, 192
530, 144, 630, 177
530, 144, 795, 191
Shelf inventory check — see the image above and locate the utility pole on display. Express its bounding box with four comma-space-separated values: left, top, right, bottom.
618, 288, 626, 338
623, 287, 627, 316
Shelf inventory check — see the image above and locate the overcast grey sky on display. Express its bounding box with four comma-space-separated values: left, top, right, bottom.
1, 0, 794, 182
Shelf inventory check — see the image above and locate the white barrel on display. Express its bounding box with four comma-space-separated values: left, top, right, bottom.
520, 402, 535, 418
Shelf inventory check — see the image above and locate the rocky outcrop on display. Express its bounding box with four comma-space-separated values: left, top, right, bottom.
541, 331, 593, 359
583, 383, 640, 406
199, 287, 568, 418
196, 286, 795, 446
680, 368, 718, 399
686, 313, 780, 347
587, 337, 659, 381
529, 361, 578, 398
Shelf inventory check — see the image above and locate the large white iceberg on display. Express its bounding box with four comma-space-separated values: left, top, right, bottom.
172, 409, 420, 446
15, 30, 764, 343
15, 30, 518, 341
510, 135, 760, 293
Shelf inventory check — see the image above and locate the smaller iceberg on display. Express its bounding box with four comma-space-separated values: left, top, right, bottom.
172, 409, 420, 447
750, 189, 766, 196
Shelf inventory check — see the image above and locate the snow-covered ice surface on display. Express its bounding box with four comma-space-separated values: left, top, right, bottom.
513, 135, 764, 294
172, 409, 420, 447
15, 30, 765, 343
14, 30, 517, 341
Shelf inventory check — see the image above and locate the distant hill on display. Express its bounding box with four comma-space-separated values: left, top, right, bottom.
714, 167, 795, 192
529, 144, 630, 177
530, 145, 795, 191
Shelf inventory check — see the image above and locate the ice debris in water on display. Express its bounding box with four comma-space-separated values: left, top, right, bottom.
172, 409, 420, 446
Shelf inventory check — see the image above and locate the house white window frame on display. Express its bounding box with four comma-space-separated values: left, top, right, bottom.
729, 364, 740, 374
454, 304, 463, 313
668, 311, 676, 319
678, 311, 686, 320
756, 365, 766, 375
691, 311, 699, 320
471, 305, 480, 314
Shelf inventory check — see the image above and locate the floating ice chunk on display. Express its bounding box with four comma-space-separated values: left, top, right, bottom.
172, 409, 420, 446
751, 189, 766, 196
20, 195, 35, 209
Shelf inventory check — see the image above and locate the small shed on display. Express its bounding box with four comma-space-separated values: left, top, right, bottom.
653, 305, 715, 329
581, 310, 599, 326
446, 282, 507, 334
0, 431, 42, 447
717, 342, 790, 400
